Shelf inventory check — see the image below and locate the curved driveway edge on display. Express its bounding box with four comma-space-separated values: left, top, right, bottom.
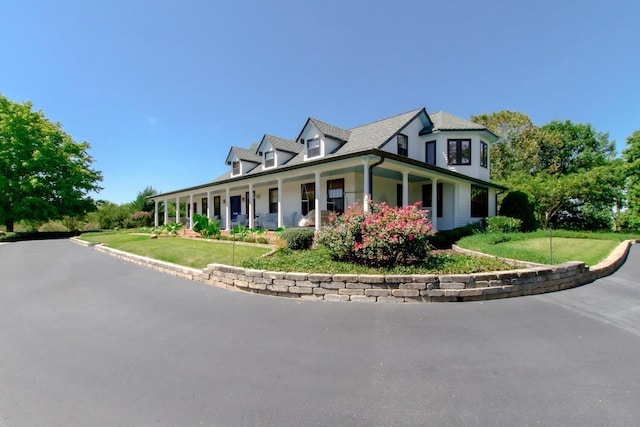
71, 237, 637, 303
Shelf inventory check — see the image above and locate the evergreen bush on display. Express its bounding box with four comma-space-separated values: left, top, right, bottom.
280, 228, 315, 250
499, 191, 537, 232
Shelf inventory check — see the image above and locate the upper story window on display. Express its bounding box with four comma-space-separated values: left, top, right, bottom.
232, 160, 241, 175
447, 139, 471, 165
307, 138, 321, 158
426, 140, 436, 165
480, 141, 488, 168
397, 134, 408, 157
265, 150, 275, 168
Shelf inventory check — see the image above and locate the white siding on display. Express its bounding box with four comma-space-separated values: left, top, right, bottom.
436, 132, 490, 182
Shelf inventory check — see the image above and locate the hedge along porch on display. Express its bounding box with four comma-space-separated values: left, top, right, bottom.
149, 108, 505, 231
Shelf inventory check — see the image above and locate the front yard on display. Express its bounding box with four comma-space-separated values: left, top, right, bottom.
79, 231, 517, 274
80, 229, 638, 274
457, 230, 638, 266
79, 232, 272, 269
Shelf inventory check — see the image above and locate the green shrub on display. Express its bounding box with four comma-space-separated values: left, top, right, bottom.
280, 227, 315, 250
153, 222, 183, 236
192, 213, 221, 238
485, 216, 522, 234
316, 201, 433, 268
499, 191, 537, 232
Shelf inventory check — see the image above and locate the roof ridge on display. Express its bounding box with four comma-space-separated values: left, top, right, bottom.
348, 108, 423, 131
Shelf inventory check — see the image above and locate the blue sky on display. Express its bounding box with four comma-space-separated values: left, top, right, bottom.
2, 0, 638, 204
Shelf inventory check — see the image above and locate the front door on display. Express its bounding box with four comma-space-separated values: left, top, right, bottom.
230, 195, 242, 220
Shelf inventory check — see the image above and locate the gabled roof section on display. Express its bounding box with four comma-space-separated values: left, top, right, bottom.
308, 118, 351, 142
430, 111, 487, 132
295, 117, 351, 143
257, 134, 301, 155
225, 144, 262, 165
339, 108, 424, 154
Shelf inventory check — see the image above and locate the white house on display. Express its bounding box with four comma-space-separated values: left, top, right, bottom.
149, 107, 504, 232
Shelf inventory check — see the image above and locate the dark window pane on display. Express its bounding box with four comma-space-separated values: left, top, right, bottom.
471, 185, 488, 218
327, 179, 344, 213
426, 141, 436, 165
307, 138, 321, 157
301, 183, 314, 215
397, 134, 408, 156
265, 151, 275, 168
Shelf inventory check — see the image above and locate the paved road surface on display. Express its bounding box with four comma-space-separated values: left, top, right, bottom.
1, 240, 639, 426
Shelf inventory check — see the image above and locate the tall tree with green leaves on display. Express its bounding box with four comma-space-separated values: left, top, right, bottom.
471, 110, 540, 182
0, 94, 102, 231
130, 185, 158, 212
623, 130, 640, 220
473, 111, 623, 230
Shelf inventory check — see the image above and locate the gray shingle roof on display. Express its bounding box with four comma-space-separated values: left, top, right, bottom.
308, 118, 351, 142
339, 108, 423, 154
262, 134, 301, 154
229, 146, 262, 164
430, 111, 486, 131
216, 108, 490, 181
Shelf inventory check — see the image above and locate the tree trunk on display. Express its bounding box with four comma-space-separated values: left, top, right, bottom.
5, 219, 14, 232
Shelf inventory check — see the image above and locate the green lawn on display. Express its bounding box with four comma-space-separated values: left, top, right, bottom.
457, 230, 636, 266
80, 232, 272, 269
80, 229, 637, 273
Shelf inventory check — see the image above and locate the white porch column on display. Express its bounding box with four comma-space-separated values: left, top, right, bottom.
363, 158, 370, 212
164, 200, 169, 225
248, 183, 254, 229
206, 191, 211, 219
431, 178, 438, 232
314, 171, 321, 231
225, 188, 231, 230
402, 171, 409, 206
175, 197, 180, 224
277, 178, 283, 228
189, 194, 194, 229
154, 200, 159, 227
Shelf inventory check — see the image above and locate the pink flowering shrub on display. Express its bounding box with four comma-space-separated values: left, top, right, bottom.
316, 201, 434, 268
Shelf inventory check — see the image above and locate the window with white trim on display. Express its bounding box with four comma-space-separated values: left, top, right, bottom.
232, 160, 241, 175
306, 138, 321, 158
265, 150, 275, 168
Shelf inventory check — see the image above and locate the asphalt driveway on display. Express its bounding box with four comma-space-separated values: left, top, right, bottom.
1, 239, 639, 426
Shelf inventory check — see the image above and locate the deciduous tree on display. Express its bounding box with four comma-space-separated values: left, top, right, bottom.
623, 130, 640, 224
473, 111, 623, 229
0, 95, 102, 231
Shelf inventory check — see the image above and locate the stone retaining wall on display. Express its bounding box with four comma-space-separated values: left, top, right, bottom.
72, 238, 636, 303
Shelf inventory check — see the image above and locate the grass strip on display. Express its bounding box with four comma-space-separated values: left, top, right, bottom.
456, 230, 631, 266
80, 232, 271, 269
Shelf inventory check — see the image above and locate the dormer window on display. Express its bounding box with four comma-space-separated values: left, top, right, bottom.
307, 138, 321, 158
265, 150, 275, 168
232, 160, 241, 175
397, 134, 408, 156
